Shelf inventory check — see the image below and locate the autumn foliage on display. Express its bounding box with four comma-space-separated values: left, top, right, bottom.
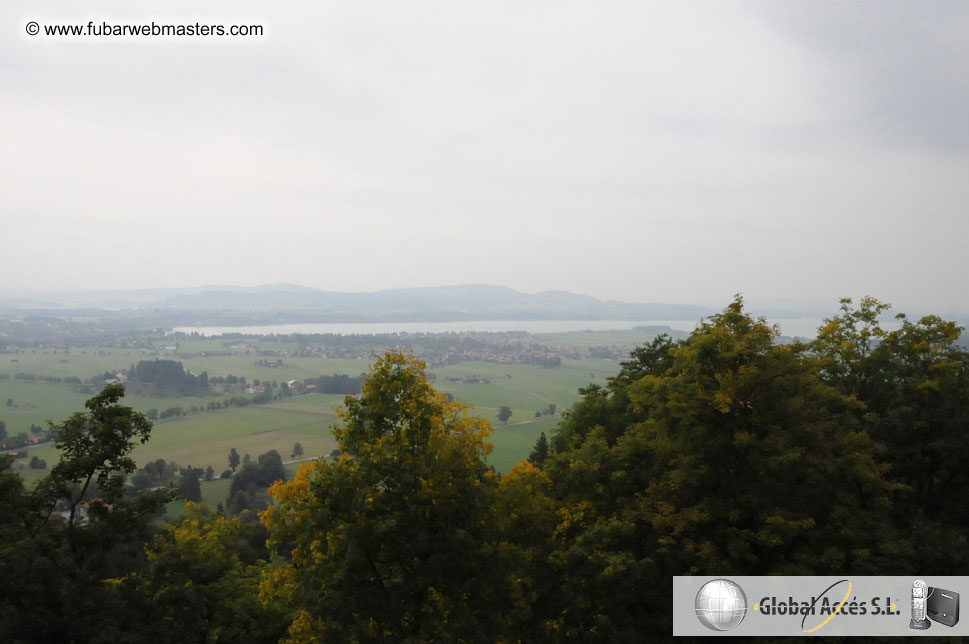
4, 297, 969, 642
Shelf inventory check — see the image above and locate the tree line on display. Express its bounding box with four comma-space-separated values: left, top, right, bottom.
2, 296, 968, 641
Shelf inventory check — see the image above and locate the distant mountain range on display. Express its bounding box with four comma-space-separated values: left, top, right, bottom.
0, 284, 715, 325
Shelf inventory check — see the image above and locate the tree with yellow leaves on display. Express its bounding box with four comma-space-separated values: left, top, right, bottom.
261, 352, 516, 643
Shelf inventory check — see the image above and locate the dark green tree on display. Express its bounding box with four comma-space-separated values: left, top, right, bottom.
812, 298, 969, 570
545, 298, 912, 638
132, 503, 288, 644
41, 384, 154, 529
130, 359, 201, 394
228, 447, 240, 472
0, 385, 175, 643
256, 450, 284, 485
226, 450, 286, 517
527, 432, 549, 469
143, 458, 167, 480
497, 405, 513, 424
179, 466, 202, 502
553, 333, 679, 453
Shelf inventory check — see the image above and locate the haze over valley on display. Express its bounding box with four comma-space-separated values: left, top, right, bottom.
3, 0, 967, 640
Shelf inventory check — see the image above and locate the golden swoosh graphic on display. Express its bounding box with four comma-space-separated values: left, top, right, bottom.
803, 582, 853, 633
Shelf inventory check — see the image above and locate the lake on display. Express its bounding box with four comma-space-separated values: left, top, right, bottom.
172, 317, 895, 338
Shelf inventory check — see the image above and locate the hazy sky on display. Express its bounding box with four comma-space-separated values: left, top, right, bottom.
4, 1, 968, 313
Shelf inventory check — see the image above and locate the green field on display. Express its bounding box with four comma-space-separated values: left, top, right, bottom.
154, 416, 560, 517
2, 350, 623, 498
487, 417, 560, 473
10, 396, 340, 478
431, 359, 614, 415
2, 347, 153, 379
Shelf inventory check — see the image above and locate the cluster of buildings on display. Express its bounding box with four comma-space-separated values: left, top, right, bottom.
168, 333, 601, 366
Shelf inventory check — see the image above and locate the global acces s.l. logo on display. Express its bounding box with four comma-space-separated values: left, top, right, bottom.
755, 579, 900, 633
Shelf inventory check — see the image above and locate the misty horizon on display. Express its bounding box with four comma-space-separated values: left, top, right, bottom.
4, 1, 968, 316
2, 281, 964, 325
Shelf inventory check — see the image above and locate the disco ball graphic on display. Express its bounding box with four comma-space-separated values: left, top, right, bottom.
695, 579, 748, 631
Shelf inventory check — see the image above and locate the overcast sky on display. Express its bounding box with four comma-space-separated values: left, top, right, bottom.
3, 1, 968, 313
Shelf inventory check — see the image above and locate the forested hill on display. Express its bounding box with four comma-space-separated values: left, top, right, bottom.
0, 284, 713, 325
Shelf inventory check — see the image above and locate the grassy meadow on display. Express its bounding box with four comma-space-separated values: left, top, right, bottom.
1, 339, 634, 508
